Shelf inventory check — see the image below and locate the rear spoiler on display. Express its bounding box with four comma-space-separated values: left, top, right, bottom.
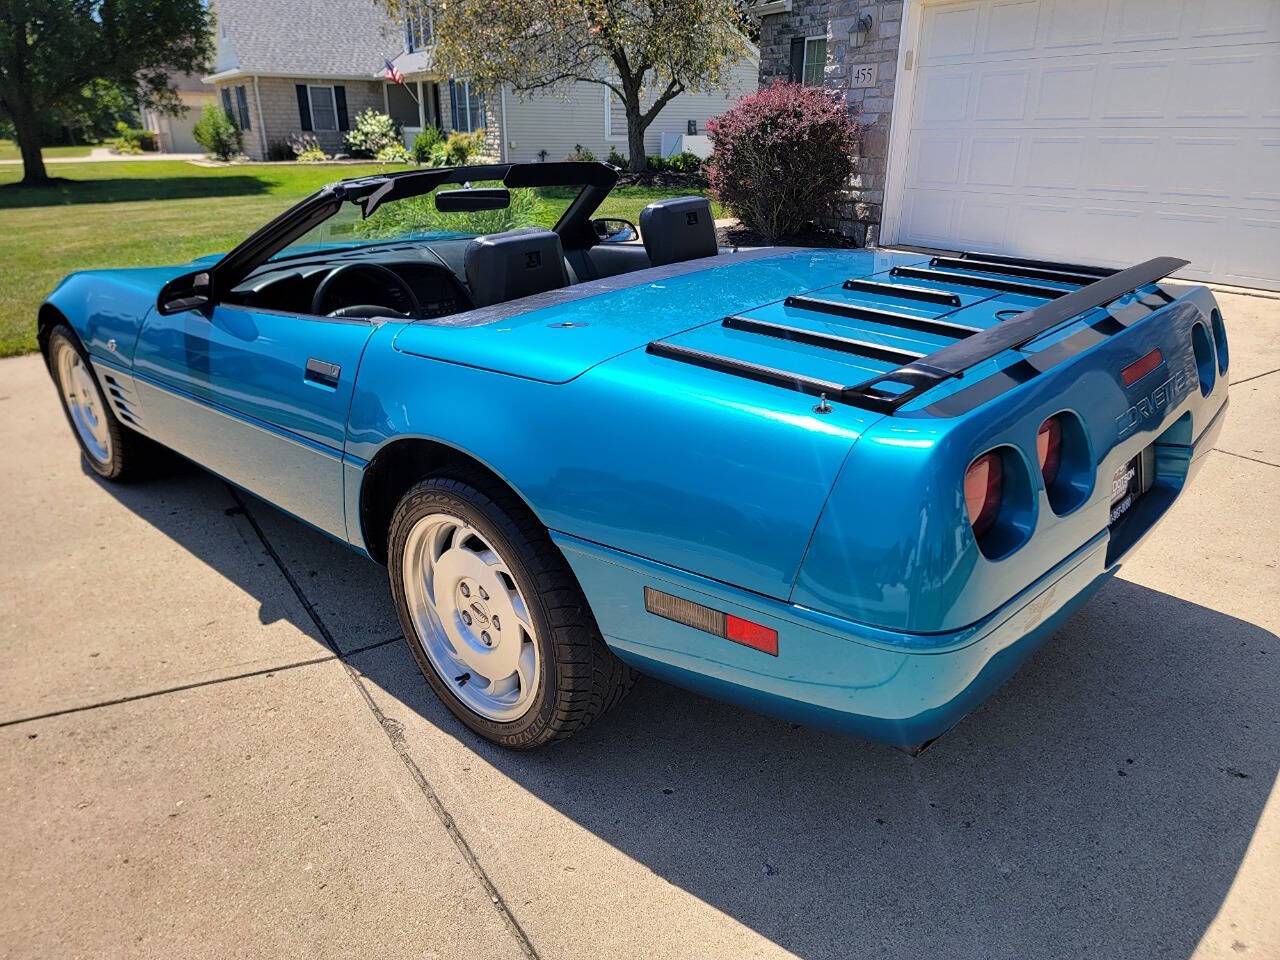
646, 253, 1188, 415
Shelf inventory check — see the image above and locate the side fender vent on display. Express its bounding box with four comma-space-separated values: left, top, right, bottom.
99, 370, 148, 435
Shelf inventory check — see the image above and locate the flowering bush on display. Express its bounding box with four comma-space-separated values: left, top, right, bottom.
706, 82, 858, 243
344, 109, 401, 158
376, 142, 412, 163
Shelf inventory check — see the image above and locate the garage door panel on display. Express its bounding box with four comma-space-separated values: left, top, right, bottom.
898, 0, 1280, 289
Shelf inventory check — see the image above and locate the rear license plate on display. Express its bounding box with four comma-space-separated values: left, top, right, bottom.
1109, 454, 1143, 526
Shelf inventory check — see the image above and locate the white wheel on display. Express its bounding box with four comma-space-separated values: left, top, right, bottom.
54, 335, 113, 467
401, 513, 541, 722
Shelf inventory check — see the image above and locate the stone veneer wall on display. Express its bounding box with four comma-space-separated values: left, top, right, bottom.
216, 78, 386, 160
758, 0, 904, 246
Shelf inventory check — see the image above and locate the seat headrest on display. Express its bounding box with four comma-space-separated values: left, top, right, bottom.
464, 227, 570, 308
638, 196, 719, 267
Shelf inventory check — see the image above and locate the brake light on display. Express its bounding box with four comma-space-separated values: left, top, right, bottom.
1037, 416, 1063, 486
1121, 348, 1163, 386
964, 452, 1003, 537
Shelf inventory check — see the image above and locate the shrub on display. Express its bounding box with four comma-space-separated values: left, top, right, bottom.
645, 154, 668, 173
666, 151, 703, 174
111, 121, 156, 154
376, 142, 412, 163
706, 81, 857, 243
606, 145, 626, 169
344, 108, 401, 158
289, 133, 327, 162
413, 127, 443, 163
444, 130, 485, 165
566, 143, 596, 162
266, 139, 295, 161
192, 104, 242, 161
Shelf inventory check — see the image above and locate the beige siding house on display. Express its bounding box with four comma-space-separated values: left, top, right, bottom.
204, 0, 757, 165
139, 74, 216, 153
204, 0, 399, 159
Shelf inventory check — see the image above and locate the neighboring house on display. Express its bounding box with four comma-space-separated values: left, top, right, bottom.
749, 0, 1280, 290
203, 0, 400, 159
139, 73, 216, 153
384, 12, 759, 161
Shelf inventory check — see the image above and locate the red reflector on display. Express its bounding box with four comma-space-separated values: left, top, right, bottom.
1121, 348, 1163, 386
1037, 416, 1062, 486
964, 451, 1003, 538
725, 615, 779, 656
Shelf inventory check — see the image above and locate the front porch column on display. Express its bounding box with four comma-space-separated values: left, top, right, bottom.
417, 81, 426, 129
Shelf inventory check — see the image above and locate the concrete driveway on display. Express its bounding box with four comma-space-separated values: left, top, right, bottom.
1, 288, 1277, 960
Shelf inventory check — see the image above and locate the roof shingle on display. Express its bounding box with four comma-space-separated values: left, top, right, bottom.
210, 0, 400, 78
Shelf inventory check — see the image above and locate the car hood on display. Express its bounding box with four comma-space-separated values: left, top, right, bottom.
393, 249, 930, 383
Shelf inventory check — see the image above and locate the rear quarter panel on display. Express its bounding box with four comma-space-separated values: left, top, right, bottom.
792, 284, 1229, 632
346, 322, 884, 600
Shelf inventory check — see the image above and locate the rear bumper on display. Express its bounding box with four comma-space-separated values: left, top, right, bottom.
553, 392, 1225, 748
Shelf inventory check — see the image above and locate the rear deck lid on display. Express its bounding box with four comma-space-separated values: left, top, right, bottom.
392, 249, 929, 382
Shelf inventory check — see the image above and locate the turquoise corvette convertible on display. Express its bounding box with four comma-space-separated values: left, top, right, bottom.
38, 161, 1230, 750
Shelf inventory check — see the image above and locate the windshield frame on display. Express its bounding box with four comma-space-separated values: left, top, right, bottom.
208, 161, 619, 296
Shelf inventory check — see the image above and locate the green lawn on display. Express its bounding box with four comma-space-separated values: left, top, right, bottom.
0, 159, 713, 357
0, 139, 94, 161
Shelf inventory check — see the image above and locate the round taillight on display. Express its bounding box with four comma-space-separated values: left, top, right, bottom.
1037, 416, 1062, 486
964, 451, 1003, 537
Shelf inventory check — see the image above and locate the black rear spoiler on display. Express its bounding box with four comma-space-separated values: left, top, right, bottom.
647, 254, 1188, 415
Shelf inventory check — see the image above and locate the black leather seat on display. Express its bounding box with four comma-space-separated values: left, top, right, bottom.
638, 196, 719, 267
464, 227, 571, 307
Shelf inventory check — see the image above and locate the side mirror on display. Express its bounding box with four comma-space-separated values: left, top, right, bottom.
157, 270, 213, 315
592, 217, 639, 244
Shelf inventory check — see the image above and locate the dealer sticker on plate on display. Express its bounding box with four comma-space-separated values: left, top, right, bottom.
1109, 455, 1143, 525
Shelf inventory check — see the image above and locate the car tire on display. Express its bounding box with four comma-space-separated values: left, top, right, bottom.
47, 324, 157, 482
387, 471, 637, 749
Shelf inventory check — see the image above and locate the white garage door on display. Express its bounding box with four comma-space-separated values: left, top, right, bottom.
890, 0, 1280, 290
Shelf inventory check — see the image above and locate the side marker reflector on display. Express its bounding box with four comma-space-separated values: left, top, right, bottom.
644, 588, 779, 656
1121, 348, 1164, 386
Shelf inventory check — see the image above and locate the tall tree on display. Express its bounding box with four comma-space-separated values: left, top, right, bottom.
0, 0, 212, 184
377, 0, 749, 173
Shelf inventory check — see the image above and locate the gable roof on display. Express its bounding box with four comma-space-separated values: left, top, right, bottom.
208, 0, 400, 80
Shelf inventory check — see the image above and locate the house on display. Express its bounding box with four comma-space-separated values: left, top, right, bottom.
203, 0, 401, 159
384, 14, 759, 162
748, 0, 1280, 290
205, 0, 757, 164
139, 73, 216, 153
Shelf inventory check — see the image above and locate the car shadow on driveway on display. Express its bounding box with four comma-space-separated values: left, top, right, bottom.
94, 466, 1279, 960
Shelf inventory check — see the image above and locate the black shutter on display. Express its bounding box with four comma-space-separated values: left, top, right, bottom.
789, 37, 805, 83
221, 87, 237, 128
334, 85, 349, 130
235, 85, 251, 130
296, 84, 313, 131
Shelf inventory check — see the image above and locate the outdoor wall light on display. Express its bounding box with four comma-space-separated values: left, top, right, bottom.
851, 13, 873, 46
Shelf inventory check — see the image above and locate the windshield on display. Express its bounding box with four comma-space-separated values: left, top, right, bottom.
270, 181, 582, 261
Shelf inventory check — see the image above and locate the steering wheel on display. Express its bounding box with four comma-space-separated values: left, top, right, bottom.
310, 262, 423, 319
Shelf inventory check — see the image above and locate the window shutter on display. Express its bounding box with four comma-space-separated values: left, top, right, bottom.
221, 87, 237, 128
235, 85, 251, 130
296, 84, 313, 131
334, 85, 349, 130
449, 79, 459, 130
789, 37, 805, 83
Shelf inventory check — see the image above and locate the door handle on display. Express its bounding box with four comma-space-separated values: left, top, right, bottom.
304, 358, 341, 388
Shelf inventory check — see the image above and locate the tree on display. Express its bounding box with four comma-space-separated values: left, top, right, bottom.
0, 0, 212, 184
376, 0, 748, 174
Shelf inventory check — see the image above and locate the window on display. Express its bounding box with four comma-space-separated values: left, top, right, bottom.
309, 85, 338, 131
802, 37, 827, 86
405, 5, 433, 52
235, 85, 251, 130
449, 80, 485, 132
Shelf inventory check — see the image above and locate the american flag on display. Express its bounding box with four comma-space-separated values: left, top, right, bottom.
384, 59, 405, 85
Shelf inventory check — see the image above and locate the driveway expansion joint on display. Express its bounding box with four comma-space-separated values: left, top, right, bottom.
233, 485, 543, 960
